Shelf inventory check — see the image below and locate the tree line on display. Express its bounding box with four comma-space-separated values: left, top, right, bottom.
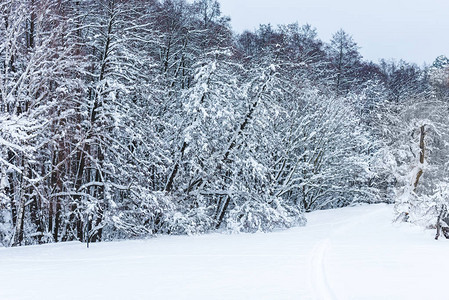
1, 0, 448, 246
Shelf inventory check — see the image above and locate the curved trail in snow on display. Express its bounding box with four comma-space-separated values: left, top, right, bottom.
310, 238, 336, 300
308, 207, 387, 300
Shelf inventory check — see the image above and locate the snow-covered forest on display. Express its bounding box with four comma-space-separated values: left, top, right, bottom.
1, 0, 448, 247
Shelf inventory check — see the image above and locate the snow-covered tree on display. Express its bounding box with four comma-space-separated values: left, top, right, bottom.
392, 97, 449, 229
328, 29, 362, 95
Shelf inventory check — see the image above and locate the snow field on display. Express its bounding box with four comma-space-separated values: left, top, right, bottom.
1, 204, 448, 300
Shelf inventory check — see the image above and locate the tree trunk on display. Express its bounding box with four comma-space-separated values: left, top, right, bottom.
413, 125, 425, 191
12, 159, 27, 246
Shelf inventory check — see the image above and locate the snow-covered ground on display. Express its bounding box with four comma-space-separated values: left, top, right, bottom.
1, 204, 448, 300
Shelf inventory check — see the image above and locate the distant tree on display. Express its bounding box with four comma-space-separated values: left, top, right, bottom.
328, 29, 362, 95
429, 55, 449, 101
379, 60, 429, 102
237, 31, 258, 59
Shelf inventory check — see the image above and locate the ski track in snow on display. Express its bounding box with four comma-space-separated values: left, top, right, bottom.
310, 238, 336, 300
307, 206, 396, 300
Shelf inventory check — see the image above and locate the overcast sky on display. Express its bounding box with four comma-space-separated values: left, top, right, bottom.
216, 0, 449, 65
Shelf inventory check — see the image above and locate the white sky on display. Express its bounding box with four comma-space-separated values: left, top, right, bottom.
217, 0, 449, 65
